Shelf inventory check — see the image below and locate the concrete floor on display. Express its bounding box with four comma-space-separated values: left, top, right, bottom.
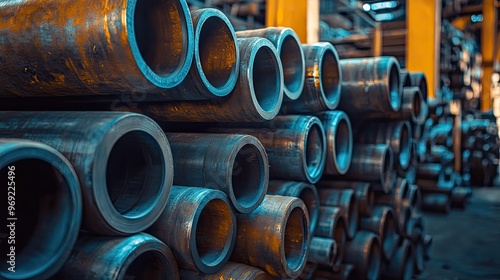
418, 187, 500, 280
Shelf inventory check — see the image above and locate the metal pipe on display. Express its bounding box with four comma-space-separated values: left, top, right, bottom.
268, 180, 320, 234
53, 233, 179, 280
317, 111, 353, 175
402, 86, 426, 125
308, 237, 337, 267
135, 37, 283, 122
430, 123, 453, 148
0, 140, 81, 279
236, 27, 305, 100
409, 72, 428, 101
298, 262, 318, 280
344, 231, 381, 280
423, 234, 432, 260
451, 186, 472, 209
0, 0, 194, 96
406, 184, 422, 213
375, 178, 411, 235
412, 232, 425, 274
338, 56, 402, 114
421, 193, 451, 213
417, 163, 443, 180
209, 115, 326, 184
360, 206, 398, 261
180, 262, 272, 280
231, 195, 309, 279
0, 111, 172, 235
282, 42, 342, 113
147, 187, 236, 274
317, 181, 374, 217
166, 133, 268, 214
315, 206, 346, 266
400, 69, 412, 88
381, 239, 414, 280
317, 189, 358, 239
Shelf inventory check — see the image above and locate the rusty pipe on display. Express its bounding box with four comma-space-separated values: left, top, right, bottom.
317, 111, 353, 175
236, 27, 305, 100
382, 239, 414, 280
315, 206, 346, 266
416, 163, 443, 180
409, 72, 428, 101
0, 111, 172, 235
451, 186, 472, 209
360, 206, 398, 261
53, 233, 179, 280
268, 180, 320, 234
317, 181, 374, 217
282, 42, 342, 113
338, 56, 402, 114
317, 189, 358, 239
421, 193, 451, 213
0, 0, 194, 97
166, 133, 268, 213
180, 262, 272, 280
231, 195, 309, 279
147, 187, 236, 274
308, 237, 337, 267
0, 140, 81, 279
344, 231, 381, 280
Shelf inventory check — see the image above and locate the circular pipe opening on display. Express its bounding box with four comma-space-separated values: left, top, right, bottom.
305, 123, 324, 181
284, 208, 307, 271
382, 211, 397, 259
335, 118, 352, 173
412, 91, 422, 121
419, 78, 428, 101
347, 194, 358, 237
299, 188, 319, 234
125, 251, 169, 279
231, 144, 265, 210
328, 242, 336, 266
195, 199, 234, 267
321, 50, 341, 106
253, 46, 281, 112
381, 149, 393, 191
106, 131, 164, 217
281, 36, 304, 95
388, 63, 401, 111
367, 238, 381, 280
399, 124, 411, 169
366, 187, 375, 215
333, 218, 346, 265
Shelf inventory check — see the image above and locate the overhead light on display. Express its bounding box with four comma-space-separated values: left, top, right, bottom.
370, 1, 398, 11
362, 3, 371, 11
374, 12, 395, 21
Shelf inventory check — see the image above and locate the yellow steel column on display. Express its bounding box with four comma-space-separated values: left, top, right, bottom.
373, 22, 382, 56
266, 0, 319, 43
481, 0, 497, 111
406, 0, 441, 98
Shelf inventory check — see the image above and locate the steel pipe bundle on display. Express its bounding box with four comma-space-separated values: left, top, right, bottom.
381, 239, 414, 280
0, 140, 82, 279
375, 178, 412, 235
360, 206, 399, 261
343, 231, 381, 280
0, 0, 194, 96
231, 195, 309, 278
180, 262, 272, 280
0, 111, 172, 235
282, 42, 342, 113
308, 237, 337, 267
53, 233, 179, 280
236, 27, 305, 101
318, 181, 374, 217
317, 189, 358, 239
147, 187, 236, 273
400, 69, 412, 88
409, 72, 428, 101
315, 206, 346, 266
166, 133, 268, 213
401, 86, 427, 125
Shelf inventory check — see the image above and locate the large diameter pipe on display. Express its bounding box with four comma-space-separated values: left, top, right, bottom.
167, 133, 268, 213
180, 262, 272, 280
317, 111, 353, 175
375, 178, 411, 235
317, 181, 374, 217
360, 206, 398, 261
231, 195, 309, 279
236, 27, 305, 100
147, 187, 236, 274
338, 56, 402, 114
53, 233, 179, 280
268, 180, 320, 234
409, 72, 428, 101
282, 42, 342, 113
344, 231, 381, 280
0, 140, 81, 279
0, 0, 194, 96
135, 37, 283, 122
308, 237, 337, 267
382, 239, 414, 280
315, 206, 346, 266
317, 189, 358, 239
0, 111, 172, 235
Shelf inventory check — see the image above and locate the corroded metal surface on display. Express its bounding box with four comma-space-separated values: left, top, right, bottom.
318, 181, 374, 218
317, 189, 358, 239
179, 262, 272, 280
315, 206, 346, 266
308, 237, 336, 267
344, 231, 381, 280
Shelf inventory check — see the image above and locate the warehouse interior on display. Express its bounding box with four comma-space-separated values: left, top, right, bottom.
0, 0, 499, 279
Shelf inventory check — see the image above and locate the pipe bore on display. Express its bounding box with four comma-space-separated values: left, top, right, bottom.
305, 123, 325, 181
382, 210, 398, 260
398, 122, 411, 169
321, 48, 341, 108
285, 207, 307, 271
181, 262, 272, 280
388, 62, 402, 111
334, 218, 347, 265
381, 147, 395, 192
253, 45, 283, 114
335, 117, 352, 174
281, 35, 306, 99
367, 239, 381, 280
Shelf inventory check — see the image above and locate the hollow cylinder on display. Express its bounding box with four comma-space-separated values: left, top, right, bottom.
0, 140, 81, 279
308, 237, 337, 267
0, 111, 172, 235
406, 184, 422, 213
231, 195, 309, 279
180, 262, 272, 280
209, 115, 326, 184
409, 72, 428, 101
317, 189, 358, 239
451, 186, 472, 209
401, 86, 426, 125
375, 178, 411, 235
430, 123, 453, 148
338, 56, 402, 114
282, 42, 342, 113
344, 231, 381, 280
166, 133, 268, 213
147, 187, 236, 274
268, 180, 320, 234
317, 111, 353, 175
236, 27, 305, 100
135, 37, 283, 122
382, 239, 414, 280
0, 0, 194, 96
315, 206, 346, 266
318, 181, 374, 217
413, 233, 425, 273
421, 193, 451, 214
400, 69, 412, 88
360, 206, 398, 261
53, 233, 179, 280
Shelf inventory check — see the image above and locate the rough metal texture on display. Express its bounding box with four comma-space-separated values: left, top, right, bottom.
53, 233, 179, 280
408, 71, 428, 102
317, 189, 358, 239
315, 206, 346, 266
0, 140, 81, 279
313, 264, 354, 280
282, 42, 341, 113
401, 86, 426, 125
375, 178, 412, 235
308, 237, 336, 267
179, 262, 272, 280
400, 69, 412, 88
344, 231, 381, 280
268, 180, 320, 235
382, 239, 414, 280
147, 187, 235, 274
231, 195, 309, 278
338, 56, 402, 114
236, 27, 305, 101
0, 0, 194, 96
166, 133, 268, 213
317, 111, 353, 175
360, 206, 398, 261
317, 180, 374, 217
0, 111, 172, 236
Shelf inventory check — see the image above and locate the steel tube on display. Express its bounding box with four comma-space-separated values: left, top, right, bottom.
406, 184, 422, 213
282, 42, 341, 113
338, 56, 402, 114
344, 231, 381, 280
360, 206, 398, 261
147, 187, 236, 274
318, 189, 358, 239
166, 133, 268, 213
421, 193, 451, 213
231, 195, 309, 279
400, 69, 412, 88
317, 181, 374, 217
317, 111, 353, 175
375, 178, 411, 235
382, 239, 414, 280
451, 186, 472, 209
0, 0, 194, 96
308, 237, 337, 267
430, 123, 453, 148
416, 163, 443, 180
412, 232, 425, 273
0, 111, 172, 235
423, 234, 432, 260
53, 233, 179, 280
315, 206, 346, 266
402, 86, 426, 125
0, 140, 81, 279
409, 72, 428, 101
180, 262, 272, 280
268, 180, 320, 234
236, 27, 305, 100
